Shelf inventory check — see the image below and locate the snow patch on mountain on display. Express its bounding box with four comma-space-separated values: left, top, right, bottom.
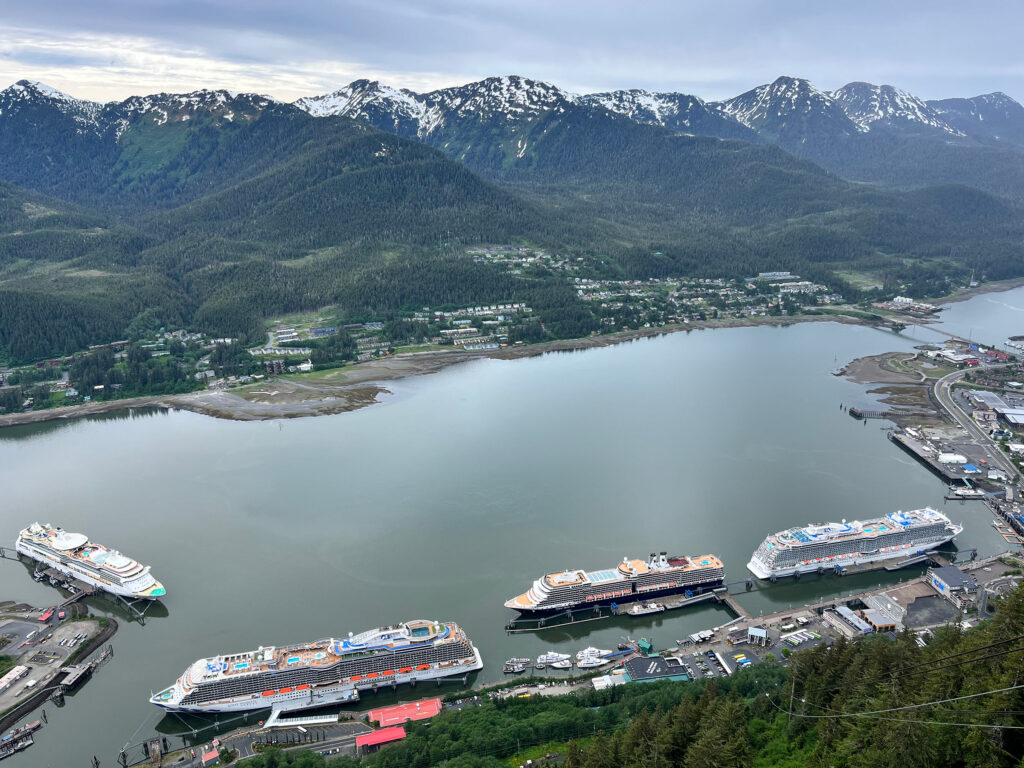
0, 80, 101, 130
830, 82, 961, 134
715, 76, 861, 132
102, 90, 273, 139
578, 89, 691, 126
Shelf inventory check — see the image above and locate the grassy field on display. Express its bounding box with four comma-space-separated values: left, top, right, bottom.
835, 270, 884, 290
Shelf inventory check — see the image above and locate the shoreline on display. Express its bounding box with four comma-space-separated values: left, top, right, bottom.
3, 276, 1023, 431
0, 314, 862, 429
929, 276, 1024, 307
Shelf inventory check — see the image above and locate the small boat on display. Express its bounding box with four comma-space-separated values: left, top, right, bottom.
503, 663, 526, 674
0, 735, 34, 761
628, 602, 666, 616
950, 486, 985, 498
1, 721, 42, 742
549, 660, 572, 669
576, 656, 607, 669
534, 663, 545, 670
576, 647, 613, 660
536, 651, 570, 665
617, 643, 630, 651
505, 657, 531, 665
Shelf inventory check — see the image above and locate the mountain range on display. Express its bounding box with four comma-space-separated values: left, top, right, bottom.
1, 75, 1023, 363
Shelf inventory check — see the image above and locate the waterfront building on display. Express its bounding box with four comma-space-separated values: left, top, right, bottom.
928, 565, 978, 609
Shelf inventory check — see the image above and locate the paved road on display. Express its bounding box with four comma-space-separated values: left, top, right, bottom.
933, 368, 1018, 480
167, 721, 370, 766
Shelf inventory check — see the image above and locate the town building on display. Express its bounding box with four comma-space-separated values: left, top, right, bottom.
928, 565, 978, 609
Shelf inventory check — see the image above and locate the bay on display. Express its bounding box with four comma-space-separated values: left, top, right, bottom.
1, 292, 1019, 766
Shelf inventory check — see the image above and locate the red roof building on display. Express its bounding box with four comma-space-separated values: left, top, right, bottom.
368, 698, 443, 727
356, 726, 406, 753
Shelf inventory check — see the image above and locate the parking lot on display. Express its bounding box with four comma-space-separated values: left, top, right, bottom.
0, 615, 100, 715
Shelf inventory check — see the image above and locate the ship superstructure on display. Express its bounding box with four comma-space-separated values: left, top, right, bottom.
150, 620, 482, 714
15, 523, 165, 599
747, 508, 962, 579
505, 552, 725, 614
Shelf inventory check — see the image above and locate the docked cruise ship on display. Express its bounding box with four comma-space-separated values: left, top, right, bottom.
747, 508, 963, 579
15, 523, 165, 600
150, 620, 482, 714
505, 552, 726, 614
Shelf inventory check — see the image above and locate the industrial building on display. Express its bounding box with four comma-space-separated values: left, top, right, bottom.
928, 565, 979, 608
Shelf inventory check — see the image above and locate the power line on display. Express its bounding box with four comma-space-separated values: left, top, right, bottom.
763, 682, 1024, 730
794, 634, 1024, 697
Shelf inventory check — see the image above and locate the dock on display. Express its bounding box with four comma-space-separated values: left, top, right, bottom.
505, 585, 734, 633
888, 430, 965, 482
59, 664, 93, 691
884, 553, 936, 571
715, 591, 752, 620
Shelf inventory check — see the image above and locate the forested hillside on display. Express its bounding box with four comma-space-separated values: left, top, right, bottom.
245, 585, 1024, 768
2, 79, 1024, 363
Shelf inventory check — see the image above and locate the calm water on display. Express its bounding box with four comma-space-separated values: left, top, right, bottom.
4, 288, 1024, 767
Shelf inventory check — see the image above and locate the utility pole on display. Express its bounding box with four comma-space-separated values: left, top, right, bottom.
788, 674, 796, 732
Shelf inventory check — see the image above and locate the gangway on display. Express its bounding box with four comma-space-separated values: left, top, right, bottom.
263, 710, 338, 729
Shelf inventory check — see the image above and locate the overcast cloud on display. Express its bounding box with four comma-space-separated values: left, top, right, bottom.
1, 0, 1021, 103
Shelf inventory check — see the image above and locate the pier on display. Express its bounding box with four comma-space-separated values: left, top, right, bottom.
505, 586, 734, 633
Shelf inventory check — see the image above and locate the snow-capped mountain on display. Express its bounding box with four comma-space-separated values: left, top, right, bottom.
295, 75, 574, 141
0, 80, 101, 131
0, 81, 279, 141
98, 89, 276, 138
928, 92, 1024, 147
714, 76, 860, 141
294, 79, 427, 138
576, 89, 756, 140
829, 82, 960, 135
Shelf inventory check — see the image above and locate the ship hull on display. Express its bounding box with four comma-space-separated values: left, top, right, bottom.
15, 541, 163, 600
509, 581, 723, 615
153, 647, 483, 714
746, 532, 959, 580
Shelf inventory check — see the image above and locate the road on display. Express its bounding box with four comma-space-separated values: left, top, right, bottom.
933, 368, 1019, 480
169, 721, 370, 766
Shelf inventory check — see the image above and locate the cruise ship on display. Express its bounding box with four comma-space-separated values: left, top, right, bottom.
747, 508, 963, 579
505, 552, 726, 614
15, 523, 165, 600
150, 620, 482, 714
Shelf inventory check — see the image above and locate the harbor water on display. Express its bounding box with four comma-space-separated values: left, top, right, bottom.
2, 286, 1023, 766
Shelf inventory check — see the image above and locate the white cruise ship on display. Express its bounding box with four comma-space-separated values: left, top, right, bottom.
150, 620, 482, 714
747, 508, 962, 579
506, 552, 725, 614
16, 523, 165, 599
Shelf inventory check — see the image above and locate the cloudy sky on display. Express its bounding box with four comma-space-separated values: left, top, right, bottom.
1, 0, 1020, 103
